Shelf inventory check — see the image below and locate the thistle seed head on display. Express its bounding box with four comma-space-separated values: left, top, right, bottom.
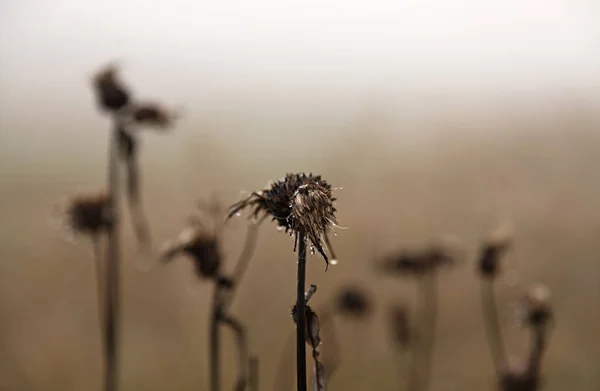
378, 243, 456, 277
478, 222, 514, 278
92, 63, 130, 112
517, 284, 553, 328
228, 173, 339, 266
60, 191, 112, 235
161, 217, 221, 280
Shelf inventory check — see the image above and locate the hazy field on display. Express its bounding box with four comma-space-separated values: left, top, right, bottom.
1, 91, 599, 391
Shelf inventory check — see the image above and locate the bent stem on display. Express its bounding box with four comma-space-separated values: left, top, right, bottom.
221, 314, 249, 391
210, 284, 223, 391
296, 230, 308, 391
480, 279, 506, 377
104, 116, 123, 391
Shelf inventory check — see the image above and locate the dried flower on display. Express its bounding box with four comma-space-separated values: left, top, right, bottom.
129, 102, 179, 129
92, 63, 130, 112
517, 284, 553, 328
478, 223, 514, 278
228, 173, 339, 266
378, 244, 455, 276
61, 191, 112, 235
335, 285, 372, 318
161, 223, 221, 280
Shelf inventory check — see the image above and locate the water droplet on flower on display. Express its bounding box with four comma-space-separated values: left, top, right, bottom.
310, 246, 316, 255
330, 259, 339, 265
277, 226, 285, 232
235, 212, 241, 217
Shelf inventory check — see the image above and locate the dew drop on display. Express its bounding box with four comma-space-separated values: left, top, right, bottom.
235, 212, 241, 217
330, 259, 339, 265
277, 226, 285, 232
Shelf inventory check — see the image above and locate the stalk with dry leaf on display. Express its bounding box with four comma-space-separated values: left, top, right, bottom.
228, 173, 341, 391
161, 198, 262, 391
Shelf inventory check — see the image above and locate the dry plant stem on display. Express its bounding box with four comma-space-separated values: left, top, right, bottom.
125, 156, 151, 253
249, 356, 259, 391
419, 273, 438, 391
296, 230, 308, 391
210, 285, 222, 391
91, 236, 105, 339
480, 279, 507, 377
221, 314, 249, 391
407, 273, 437, 391
527, 326, 548, 375
104, 117, 123, 391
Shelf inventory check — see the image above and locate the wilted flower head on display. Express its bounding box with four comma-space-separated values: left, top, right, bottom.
378, 242, 457, 276
500, 356, 539, 391
228, 173, 339, 266
129, 102, 179, 129
478, 222, 514, 278
335, 285, 372, 318
59, 191, 112, 235
92, 63, 130, 112
161, 220, 221, 280
517, 284, 553, 328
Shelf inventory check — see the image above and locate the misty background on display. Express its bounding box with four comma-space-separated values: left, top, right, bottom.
1, 1, 599, 390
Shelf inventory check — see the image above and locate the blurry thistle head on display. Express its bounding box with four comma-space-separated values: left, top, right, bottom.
160, 206, 223, 280
517, 284, 553, 328
228, 173, 339, 267
92, 62, 130, 112
478, 222, 514, 278
378, 239, 459, 277
59, 191, 112, 235
388, 304, 410, 348
335, 285, 372, 318
129, 102, 180, 129
500, 356, 539, 391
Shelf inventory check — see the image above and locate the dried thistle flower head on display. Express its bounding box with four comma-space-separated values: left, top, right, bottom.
335, 285, 372, 318
517, 284, 553, 328
388, 304, 411, 348
129, 102, 179, 129
160, 221, 221, 280
378, 242, 456, 276
59, 191, 112, 235
228, 173, 339, 266
500, 356, 539, 391
478, 222, 514, 278
92, 62, 130, 112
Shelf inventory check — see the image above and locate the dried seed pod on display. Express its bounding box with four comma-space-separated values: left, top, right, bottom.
61, 191, 112, 235
478, 223, 514, 278
92, 63, 130, 112
335, 285, 372, 318
378, 244, 455, 276
228, 173, 339, 267
517, 284, 553, 328
161, 224, 221, 280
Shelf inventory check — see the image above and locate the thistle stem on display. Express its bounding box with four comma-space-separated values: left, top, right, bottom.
480, 279, 506, 378
296, 230, 308, 391
419, 273, 438, 391
104, 117, 122, 391
249, 356, 259, 391
210, 284, 222, 391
